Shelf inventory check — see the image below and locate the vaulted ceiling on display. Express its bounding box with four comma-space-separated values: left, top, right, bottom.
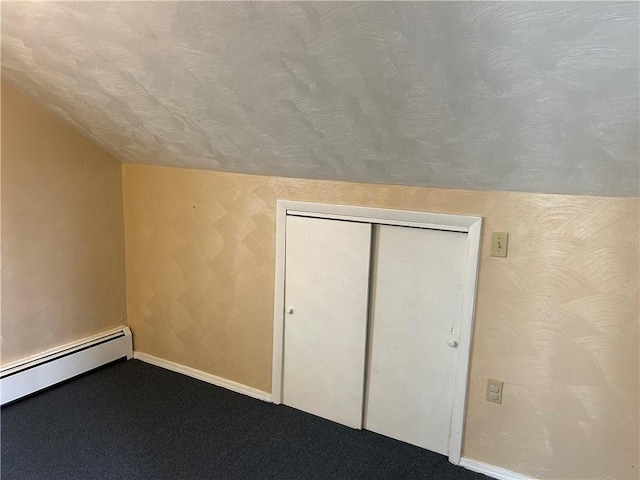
2, 1, 638, 196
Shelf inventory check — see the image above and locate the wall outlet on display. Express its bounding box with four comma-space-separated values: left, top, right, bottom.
486, 378, 504, 404
490, 232, 508, 257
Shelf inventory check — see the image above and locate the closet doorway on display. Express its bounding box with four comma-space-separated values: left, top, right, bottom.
272, 201, 482, 465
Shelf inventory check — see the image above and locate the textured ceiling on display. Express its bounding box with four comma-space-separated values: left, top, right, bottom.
2, 2, 638, 196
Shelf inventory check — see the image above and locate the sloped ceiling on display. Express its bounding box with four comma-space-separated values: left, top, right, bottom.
2, 1, 638, 196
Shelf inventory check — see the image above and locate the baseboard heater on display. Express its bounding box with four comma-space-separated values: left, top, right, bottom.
0, 326, 133, 406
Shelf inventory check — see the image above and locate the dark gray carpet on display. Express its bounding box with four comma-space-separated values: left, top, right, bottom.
1, 360, 487, 480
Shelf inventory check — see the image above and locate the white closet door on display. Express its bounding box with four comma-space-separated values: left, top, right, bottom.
283, 215, 372, 428
364, 225, 467, 454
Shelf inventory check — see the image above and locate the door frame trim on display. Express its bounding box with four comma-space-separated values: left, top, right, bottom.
271, 200, 483, 465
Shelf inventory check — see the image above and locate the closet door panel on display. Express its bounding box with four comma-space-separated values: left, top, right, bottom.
364, 225, 467, 454
282, 215, 372, 429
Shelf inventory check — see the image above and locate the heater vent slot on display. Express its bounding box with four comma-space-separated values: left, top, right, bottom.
1, 327, 133, 405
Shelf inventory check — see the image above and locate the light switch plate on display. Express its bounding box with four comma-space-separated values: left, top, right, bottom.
490, 232, 508, 257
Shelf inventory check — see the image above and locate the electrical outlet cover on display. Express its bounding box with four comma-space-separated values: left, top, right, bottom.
486, 378, 504, 404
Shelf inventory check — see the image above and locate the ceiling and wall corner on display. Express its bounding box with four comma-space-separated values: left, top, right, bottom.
1, 1, 638, 197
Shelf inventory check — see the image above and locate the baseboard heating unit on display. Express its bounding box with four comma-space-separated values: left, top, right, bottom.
1, 326, 133, 405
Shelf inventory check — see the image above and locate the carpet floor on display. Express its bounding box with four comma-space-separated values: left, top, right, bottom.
1, 359, 487, 480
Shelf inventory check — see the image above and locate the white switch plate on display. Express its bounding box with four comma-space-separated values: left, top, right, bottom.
490, 232, 508, 257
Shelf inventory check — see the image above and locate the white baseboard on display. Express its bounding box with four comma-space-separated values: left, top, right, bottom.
460, 457, 532, 480
1, 326, 133, 405
133, 351, 272, 403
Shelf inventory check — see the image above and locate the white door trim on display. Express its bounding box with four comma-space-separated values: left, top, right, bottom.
448, 216, 482, 464
271, 200, 482, 465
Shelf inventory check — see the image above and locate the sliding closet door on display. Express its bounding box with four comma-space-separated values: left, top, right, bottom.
364, 225, 467, 454
282, 215, 372, 428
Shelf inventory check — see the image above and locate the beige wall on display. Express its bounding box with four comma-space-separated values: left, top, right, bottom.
1, 81, 127, 364
123, 163, 638, 479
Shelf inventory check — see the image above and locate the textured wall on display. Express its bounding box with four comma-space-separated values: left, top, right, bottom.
1, 81, 127, 364
122, 164, 638, 480
3, 1, 639, 197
